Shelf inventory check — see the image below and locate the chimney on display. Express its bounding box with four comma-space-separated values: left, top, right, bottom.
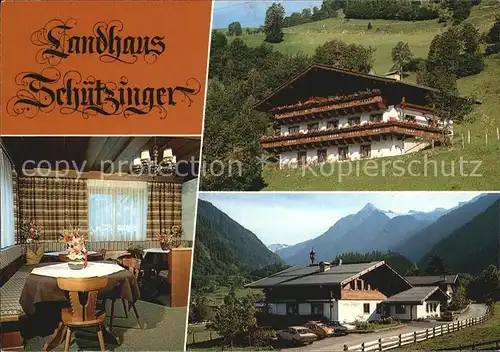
309, 248, 316, 265
319, 261, 331, 272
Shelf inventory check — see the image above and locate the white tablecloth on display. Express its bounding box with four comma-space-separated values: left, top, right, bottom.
44, 250, 99, 256
31, 262, 125, 278
142, 248, 170, 258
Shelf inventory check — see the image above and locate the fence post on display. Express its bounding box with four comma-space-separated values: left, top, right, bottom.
426, 329, 429, 340
414, 331, 417, 343
399, 334, 402, 347
343, 344, 348, 351
468, 130, 471, 144
361, 342, 365, 352
433, 326, 436, 337
379, 338, 382, 351
497, 127, 499, 140
461, 134, 465, 148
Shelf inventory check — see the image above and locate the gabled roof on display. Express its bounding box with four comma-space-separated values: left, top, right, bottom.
253, 64, 480, 112
405, 275, 459, 286
253, 64, 440, 112
384, 286, 450, 304
246, 261, 411, 288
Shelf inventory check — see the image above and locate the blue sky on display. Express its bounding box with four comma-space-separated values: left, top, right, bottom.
198, 192, 483, 246
212, 1, 323, 29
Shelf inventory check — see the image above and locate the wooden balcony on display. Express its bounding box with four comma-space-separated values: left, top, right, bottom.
261, 121, 446, 152
273, 96, 386, 124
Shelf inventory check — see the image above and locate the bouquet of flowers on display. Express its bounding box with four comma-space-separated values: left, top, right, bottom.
22, 219, 44, 264
21, 219, 42, 244
61, 229, 87, 262
156, 226, 183, 250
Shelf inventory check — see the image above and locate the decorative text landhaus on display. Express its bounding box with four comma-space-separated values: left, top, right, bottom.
254, 64, 459, 168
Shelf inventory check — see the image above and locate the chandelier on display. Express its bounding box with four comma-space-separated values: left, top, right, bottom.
132, 139, 177, 176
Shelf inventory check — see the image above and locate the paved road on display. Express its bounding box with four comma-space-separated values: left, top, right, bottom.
290, 304, 487, 352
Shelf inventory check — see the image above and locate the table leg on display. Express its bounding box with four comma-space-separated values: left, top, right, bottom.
43, 322, 67, 351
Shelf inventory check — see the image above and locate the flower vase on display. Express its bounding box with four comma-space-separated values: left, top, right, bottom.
160, 242, 170, 251
68, 261, 85, 270
26, 246, 44, 265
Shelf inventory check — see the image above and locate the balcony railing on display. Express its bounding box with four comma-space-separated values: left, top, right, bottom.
261, 120, 447, 150
273, 96, 386, 121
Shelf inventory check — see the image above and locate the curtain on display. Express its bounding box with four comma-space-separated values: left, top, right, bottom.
87, 179, 148, 241
18, 177, 88, 241
146, 182, 182, 239
0, 148, 15, 249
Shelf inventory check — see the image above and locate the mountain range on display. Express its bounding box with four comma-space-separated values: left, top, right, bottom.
193, 194, 500, 284
275, 203, 449, 265
267, 244, 290, 252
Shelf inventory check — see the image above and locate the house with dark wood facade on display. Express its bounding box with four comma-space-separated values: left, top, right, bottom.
254, 64, 461, 168
247, 260, 449, 323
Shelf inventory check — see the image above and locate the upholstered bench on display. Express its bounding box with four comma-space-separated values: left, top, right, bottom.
0, 270, 29, 350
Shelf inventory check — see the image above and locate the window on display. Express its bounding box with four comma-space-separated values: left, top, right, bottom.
297, 151, 307, 166
88, 180, 148, 241
0, 148, 15, 249
370, 114, 383, 122
404, 114, 417, 123
363, 303, 370, 314
338, 146, 348, 161
426, 303, 429, 313
376, 304, 382, 314
360, 144, 371, 159
311, 303, 324, 316
289, 125, 300, 134
356, 280, 363, 290
396, 305, 406, 314
317, 149, 327, 162
348, 117, 361, 125
307, 123, 319, 131
286, 303, 298, 316
327, 120, 339, 129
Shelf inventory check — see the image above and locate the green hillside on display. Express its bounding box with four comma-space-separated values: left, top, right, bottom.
222, 4, 500, 191
192, 200, 285, 291
419, 199, 500, 275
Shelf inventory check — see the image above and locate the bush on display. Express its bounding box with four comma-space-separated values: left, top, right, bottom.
404, 57, 425, 72
457, 53, 485, 77
248, 328, 277, 347
380, 316, 394, 325
486, 43, 500, 56
354, 320, 370, 330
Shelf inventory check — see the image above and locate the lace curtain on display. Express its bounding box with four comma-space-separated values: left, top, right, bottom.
0, 148, 15, 249
87, 179, 148, 241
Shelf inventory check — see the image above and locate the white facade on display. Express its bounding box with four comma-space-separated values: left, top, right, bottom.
268, 299, 383, 323
277, 106, 451, 168
388, 300, 441, 320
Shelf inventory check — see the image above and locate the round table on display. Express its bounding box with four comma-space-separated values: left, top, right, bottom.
19, 262, 140, 350
41, 251, 103, 263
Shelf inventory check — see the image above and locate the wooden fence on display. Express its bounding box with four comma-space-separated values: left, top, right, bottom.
344, 307, 492, 351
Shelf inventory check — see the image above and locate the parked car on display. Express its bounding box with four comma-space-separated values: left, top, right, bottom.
304, 321, 335, 338
277, 326, 318, 346
327, 321, 354, 335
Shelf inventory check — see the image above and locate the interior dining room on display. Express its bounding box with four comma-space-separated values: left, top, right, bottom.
0, 136, 200, 351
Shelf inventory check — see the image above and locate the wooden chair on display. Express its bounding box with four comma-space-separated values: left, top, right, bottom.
108, 257, 142, 329
56, 277, 109, 352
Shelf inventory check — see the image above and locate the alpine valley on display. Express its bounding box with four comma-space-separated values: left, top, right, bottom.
192, 193, 500, 288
